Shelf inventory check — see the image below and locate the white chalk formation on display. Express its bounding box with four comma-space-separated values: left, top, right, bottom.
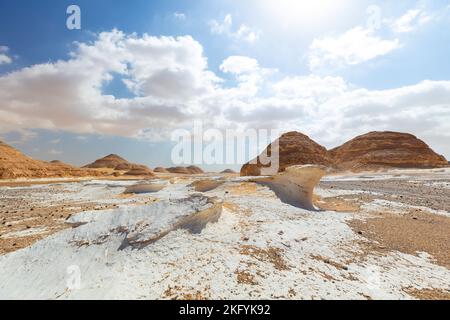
123, 182, 167, 194
252, 165, 327, 210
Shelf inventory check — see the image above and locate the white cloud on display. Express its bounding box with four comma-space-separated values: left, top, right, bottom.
221, 77, 450, 157
308, 27, 401, 71
391, 9, 432, 33
48, 149, 63, 155
220, 56, 259, 74
1, 30, 449, 158
173, 12, 186, 20
209, 15, 260, 44
50, 139, 61, 144
219, 56, 277, 98
0, 46, 12, 65
210, 14, 233, 35
273, 75, 348, 101
0, 30, 221, 139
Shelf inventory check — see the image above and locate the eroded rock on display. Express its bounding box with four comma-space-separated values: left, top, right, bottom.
252, 165, 327, 210
189, 179, 225, 192
123, 182, 166, 194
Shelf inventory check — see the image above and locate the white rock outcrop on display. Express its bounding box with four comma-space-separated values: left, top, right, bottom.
124, 182, 167, 194
252, 165, 327, 210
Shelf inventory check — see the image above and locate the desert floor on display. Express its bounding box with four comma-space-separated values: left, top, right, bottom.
0, 169, 449, 300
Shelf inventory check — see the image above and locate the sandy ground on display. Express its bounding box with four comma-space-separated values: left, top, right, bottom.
0, 169, 449, 300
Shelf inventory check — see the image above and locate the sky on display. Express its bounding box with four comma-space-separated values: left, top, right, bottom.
0, 0, 449, 171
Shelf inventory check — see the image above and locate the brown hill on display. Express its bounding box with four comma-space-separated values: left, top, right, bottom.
83, 154, 153, 173
187, 165, 204, 174
154, 167, 169, 173
0, 141, 104, 179
83, 154, 128, 169
167, 166, 205, 174
240, 132, 332, 176
330, 131, 448, 171
221, 169, 237, 174
124, 165, 155, 177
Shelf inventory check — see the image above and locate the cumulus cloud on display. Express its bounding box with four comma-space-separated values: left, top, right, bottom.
273, 75, 348, 102
0, 30, 220, 138
0, 46, 12, 65
224, 78, 450, 157
209, 15, 260, 44
220, 56, 259, 74
308, 27, 401, 71
219, 56, 276, 98
1, 30, 449, 158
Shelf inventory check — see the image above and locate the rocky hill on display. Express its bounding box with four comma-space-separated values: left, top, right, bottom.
84, 154, 153, 174
240, 131, 448, 176
240, 132, 332, 176
330, 131, 448, 171
84, 154, 129, 170
167, 166, 204, 174
0, 141, 104, 179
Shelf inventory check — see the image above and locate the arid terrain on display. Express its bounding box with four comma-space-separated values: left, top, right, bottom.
0, 132, 449, 300
0, 167, 449, 300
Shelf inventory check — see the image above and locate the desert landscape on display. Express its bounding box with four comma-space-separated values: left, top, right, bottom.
1, 1, 450, 303
0, 131, 449, 300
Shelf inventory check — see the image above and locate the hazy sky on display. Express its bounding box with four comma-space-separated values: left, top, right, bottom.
0, 0, 449, 171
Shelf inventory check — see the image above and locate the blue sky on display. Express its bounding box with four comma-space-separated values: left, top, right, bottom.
0, 0, 449, 171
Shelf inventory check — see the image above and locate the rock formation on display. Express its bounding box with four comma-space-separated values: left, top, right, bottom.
221, 169, 237, 174
124, 182, 166, 194
83, 154, 129, 169
240, 131, 448, 176
189, 179, 225, 192
330, 131, 448, 171
0, 141, 104, 179
167, 166, 205, 174
241, 132, 332, 176
154, 167, 169, 173
252, 165, 327, 210
114, 163, 137, 171
124, 165, 155, 177
187, 165, 205, 174
167, 167, 190, 174
84, 154, 153, 176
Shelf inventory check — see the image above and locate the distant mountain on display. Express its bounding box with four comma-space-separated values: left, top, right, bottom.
83, 154, 154, 175
166, 166, 204, 174
83, 154, 129, 169
221, 169, 237, 174
0, 141, 104, 179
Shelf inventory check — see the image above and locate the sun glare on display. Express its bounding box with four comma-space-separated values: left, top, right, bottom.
263, 0, 345, 27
